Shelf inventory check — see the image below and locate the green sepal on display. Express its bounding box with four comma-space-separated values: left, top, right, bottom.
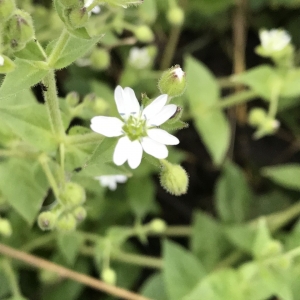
14, 40, 46, 61
0, 55, 15, 74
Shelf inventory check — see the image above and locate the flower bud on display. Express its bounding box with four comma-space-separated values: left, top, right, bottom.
0, 54, 15, 74
66, 6, 89, 28
101, 268, 117, 285
66, 91, 80, 107
149, 218, 167, 233
56, 213, 76, 231
6, 10, 35, 45
60, 0, 81, 8
0, 218, 12, 237
73, 206, 87, 222
90, 48, 110, 70
160, 160, 188, 196
60, 182, 86, 208
248, 108, 267, 126
158, 65, 186, 97
0, 0, 16, 23
167, 6, 184, 27
134, 25, 154, 43
37, 211, 56, 231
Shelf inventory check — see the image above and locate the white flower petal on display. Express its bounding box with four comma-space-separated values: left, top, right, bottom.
113, 136, 131, 165
0, 55, 4, 66
124, 87, 140, 116
91, 116, 124, 137
147, 129, 179, 145
108, 180, 117, 190
147, 104, 177, 126
142, 94, 168, 121
114, 175, 128, 183
114, 86, 127, 119
127, 140, 143, 169
141, 137, 168, 159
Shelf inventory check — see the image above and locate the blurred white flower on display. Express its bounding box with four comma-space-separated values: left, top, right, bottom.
95, 175, 127, 190
259, 29, 291, 53
90, 86, 179, 169
0, 55, 4, 66
129, 47, 151, 69
84, 0, 101, 14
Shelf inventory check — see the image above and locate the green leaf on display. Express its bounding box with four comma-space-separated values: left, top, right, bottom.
141, 273, 168, 300
53, 0, 91, 39
215, 161, 253, 223
185, 56, 230, 165
126, 177, 155, 219
46, 35, 103, 69
235, 65, 279, 100
191, 212, 231, 271
163, 240, 206, 300
0, 103, 56, 152
184, 269, 242, 300
57, 232, 83, 266
0, 59, 48, 100
262, 164, 300, 190
14, 40, 46, 61
0, 159, 49, 224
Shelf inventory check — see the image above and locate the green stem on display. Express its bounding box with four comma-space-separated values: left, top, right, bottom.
60, 143, 65, 186
215, 90, 258, 109
39, 154, 60, 200
48, 30, 70, 67
2, 259, 21, 297
217, 77, 240, 88
268, 85, 280, 119
42, 70, 65, 140
160, 25, 182, 70
21, 233, 56, 252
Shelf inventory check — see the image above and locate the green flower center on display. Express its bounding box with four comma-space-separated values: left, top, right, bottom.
122, 115, 147, 141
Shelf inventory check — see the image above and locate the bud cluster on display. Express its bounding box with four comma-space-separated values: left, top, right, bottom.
0, 2, 35, 53
0, 217, 12, 237
248, 108, 280, 139
37, 182, 87, 232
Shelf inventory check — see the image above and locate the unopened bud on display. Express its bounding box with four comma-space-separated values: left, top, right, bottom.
0, 0, 16, 22
60, 182, 86, 207
167, 6, 184, 27
73, 206, 87, 222
6, 10, 35, 45
56, 213, 76, 231
38, 211, 56, 231
101, 268, 117, 285
160, 160, 188, 196
66, 6, 89, 28
149, 218, 167, 233
90, 48, 110, 70
158, 65, 186, 97
248, 108, 267, 126
60, 0, 81, 8
0, 219, 12, 237
66, 91, 80, 107
0, 54, 15, 73
134, 25, 154, 43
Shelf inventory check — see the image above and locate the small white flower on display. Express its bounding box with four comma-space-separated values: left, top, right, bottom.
129, 47, 151, 69
172, 66, 185, 82
0, 55, 4, 66
259, 29, 291, 53
95, 175, 127, 190
84, 0, 101, 14
91, 86, 179, 169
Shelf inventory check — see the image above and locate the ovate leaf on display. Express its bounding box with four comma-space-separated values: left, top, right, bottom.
141, 273, 168, 300
163, 240, 206, 300
0, 159, 49, 224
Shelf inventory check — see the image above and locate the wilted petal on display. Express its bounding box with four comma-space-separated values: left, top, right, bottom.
127, 140, 143, 169
141, 137, 168, 159
142, 94, 168, 121
124, 87, 141, 116
147, 104, 177, 126
114, 86, 128, 119
91, 116, 124, 137
113, 136, 131, 166
147, 129, 179, 145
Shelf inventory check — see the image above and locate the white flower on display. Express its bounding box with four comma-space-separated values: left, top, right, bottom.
84, 0, 101, 14
90, 86, 179, 169
172, 66, 185, 82
259, 29, 291, 53
95, 175, 127, 190
0, 55, 4, 66
128, 47, 151, 69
